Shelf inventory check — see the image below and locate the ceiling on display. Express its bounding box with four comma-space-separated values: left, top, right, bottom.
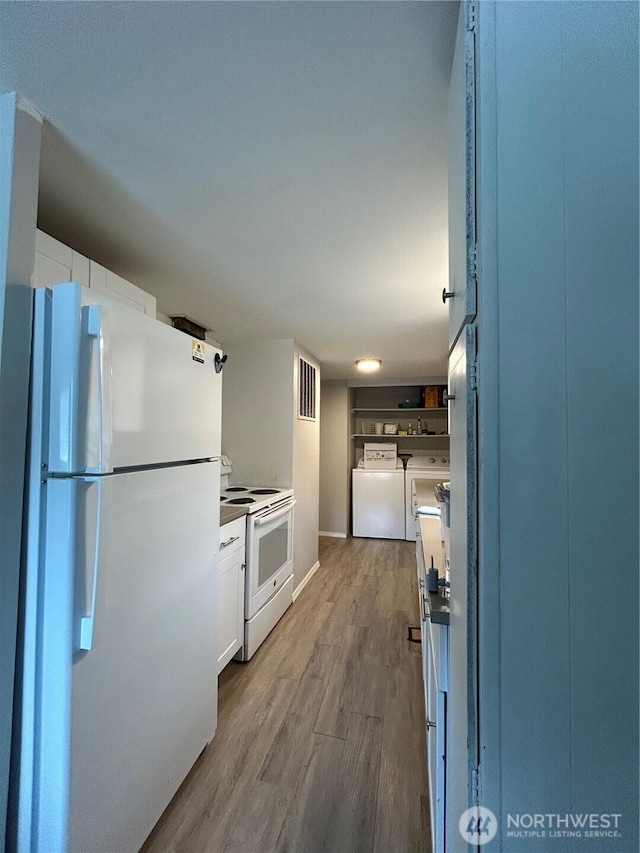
0, 1, 459, 381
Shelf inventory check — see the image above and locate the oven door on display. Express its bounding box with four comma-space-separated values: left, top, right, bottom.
245, 500, 295, 619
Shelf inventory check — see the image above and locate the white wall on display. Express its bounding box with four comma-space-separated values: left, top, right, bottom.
0, 92, 41, 852
221, 339, 294, 486
292, 345, 321, 589
221, 338, 321, 592
318, 380, 349, 537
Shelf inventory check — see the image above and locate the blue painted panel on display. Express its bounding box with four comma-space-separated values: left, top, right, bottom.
494, 1, 573, 822
0, 93, 41, 853
474, 3, 639, 851
475, 0, 504, 834
562, 2, 639, 847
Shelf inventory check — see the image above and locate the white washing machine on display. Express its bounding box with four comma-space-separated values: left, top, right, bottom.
405, 454, 450, 541
352, 458, 405, 539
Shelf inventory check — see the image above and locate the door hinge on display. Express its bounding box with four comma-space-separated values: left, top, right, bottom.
469, 357, 478, 392
470, 764, 481, 805
467, 243, 478, 282
466, 1, 477, 34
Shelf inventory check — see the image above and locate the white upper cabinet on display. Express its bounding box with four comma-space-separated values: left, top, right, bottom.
32, 230, 156, 317
32, 230, 90, 289
89, 261, 156, 316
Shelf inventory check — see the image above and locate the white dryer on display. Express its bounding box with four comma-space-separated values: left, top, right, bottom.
352, 458, 405, 539
404, 454, 450, 541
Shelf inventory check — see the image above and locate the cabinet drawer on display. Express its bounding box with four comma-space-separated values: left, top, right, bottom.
219, 517, 246, 557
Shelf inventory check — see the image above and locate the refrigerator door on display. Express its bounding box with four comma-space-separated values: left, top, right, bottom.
30, 461, 219, 853
42, 282, 221, 473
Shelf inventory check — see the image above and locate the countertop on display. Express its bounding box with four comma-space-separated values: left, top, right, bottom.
419, 515, 450, 626
220, 505, 248, 526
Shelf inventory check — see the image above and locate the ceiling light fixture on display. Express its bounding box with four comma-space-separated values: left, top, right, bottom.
355, 358, 382, 373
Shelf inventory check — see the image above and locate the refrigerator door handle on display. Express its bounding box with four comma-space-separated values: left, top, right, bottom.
84, 305, 113, 473
80, 477, 106, 650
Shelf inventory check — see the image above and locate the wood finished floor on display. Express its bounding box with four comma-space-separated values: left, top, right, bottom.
142, 536, 430, 853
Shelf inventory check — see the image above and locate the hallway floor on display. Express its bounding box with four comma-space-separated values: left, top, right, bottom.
142, 536, 430, 853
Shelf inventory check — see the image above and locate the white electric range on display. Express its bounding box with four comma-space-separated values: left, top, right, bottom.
220, 485, 294, 513
220, 457, 295, 660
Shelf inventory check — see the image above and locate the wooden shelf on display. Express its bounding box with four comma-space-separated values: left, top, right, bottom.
352, 407, 447, 413
352, 433, 450, 439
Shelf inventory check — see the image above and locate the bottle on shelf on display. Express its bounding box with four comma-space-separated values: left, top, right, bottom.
417, 415, 421, 434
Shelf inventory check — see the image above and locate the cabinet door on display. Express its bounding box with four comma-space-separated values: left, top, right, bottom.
435, 689, 447, 851
217, 521, 245, 674
446, 324, 478, 845
33, 230, 72, 287
89, 261, 156, 316
32, 251, 91, 289
32, 230, 90, 289
216, 547, 244, 674
32, 251, 72, 289
426, 621, 448, 853
447, 2, 477, 347
71, 250, 90, 286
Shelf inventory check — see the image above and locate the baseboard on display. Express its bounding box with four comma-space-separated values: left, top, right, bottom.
319, 531, 348, 539
293, 560, 320, 602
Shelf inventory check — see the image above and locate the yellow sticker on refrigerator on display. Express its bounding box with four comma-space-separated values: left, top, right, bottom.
192, 340, 205, 364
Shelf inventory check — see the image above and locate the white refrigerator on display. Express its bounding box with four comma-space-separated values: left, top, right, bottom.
17, 283, 222, 852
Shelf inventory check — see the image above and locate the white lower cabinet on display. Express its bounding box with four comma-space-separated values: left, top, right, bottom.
217, 517, 246, 675
418, 517, 449, 853
426, 618, 448, 853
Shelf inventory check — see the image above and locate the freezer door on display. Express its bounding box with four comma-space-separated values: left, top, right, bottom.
28, 461, 219, 853
43, 282, 221, 473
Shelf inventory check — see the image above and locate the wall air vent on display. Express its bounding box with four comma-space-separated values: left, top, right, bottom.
298, 357, 317, 421
170, 315, 208, 341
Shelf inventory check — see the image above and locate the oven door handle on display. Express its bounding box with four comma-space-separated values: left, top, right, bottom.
254, 500, 296, 526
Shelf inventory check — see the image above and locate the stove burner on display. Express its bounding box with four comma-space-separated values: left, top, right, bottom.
226, 486, 249, 493
250, 488, 280, 495
226, 497, 256, 505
